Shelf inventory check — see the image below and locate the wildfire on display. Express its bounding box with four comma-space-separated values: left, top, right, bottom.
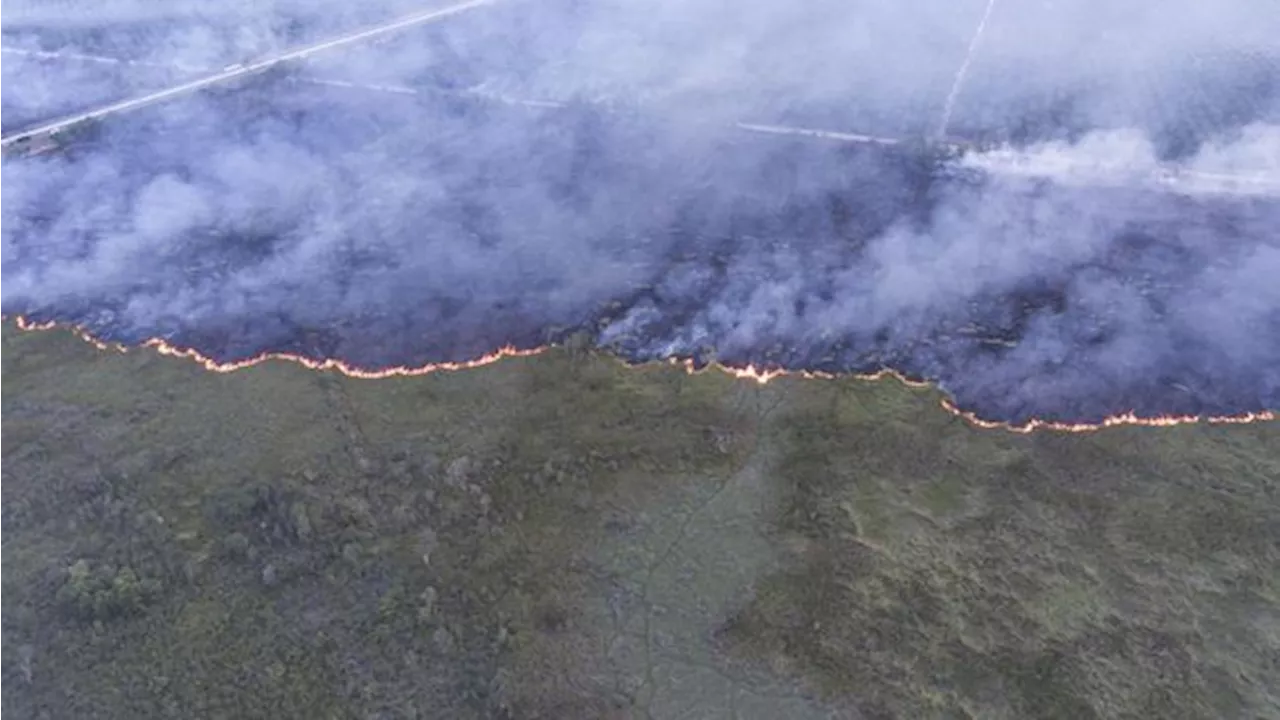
11, 315, 545, 378
939, 398, 1275, 434
7, 315, 1276, 433
686, 357, 933, 389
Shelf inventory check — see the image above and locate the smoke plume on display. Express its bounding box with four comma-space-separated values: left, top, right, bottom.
3, 0, 1279, 423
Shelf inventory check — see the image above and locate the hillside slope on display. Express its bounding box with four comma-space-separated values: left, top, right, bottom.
3, 323, 1278, 719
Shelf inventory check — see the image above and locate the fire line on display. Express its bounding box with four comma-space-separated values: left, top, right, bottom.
6, 316, 1274, 434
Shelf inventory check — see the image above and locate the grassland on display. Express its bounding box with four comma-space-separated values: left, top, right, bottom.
3, 322, 1278, 719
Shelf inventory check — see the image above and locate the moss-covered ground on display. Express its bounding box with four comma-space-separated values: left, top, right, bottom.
3, 323, 1278, 719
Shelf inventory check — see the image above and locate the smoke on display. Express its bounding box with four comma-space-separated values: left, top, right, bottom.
3, 0, 1279, 422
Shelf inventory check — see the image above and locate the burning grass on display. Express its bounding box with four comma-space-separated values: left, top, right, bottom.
10, 315, 1276, 433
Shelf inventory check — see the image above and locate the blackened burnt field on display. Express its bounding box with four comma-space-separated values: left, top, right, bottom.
3, 79, 1279, 425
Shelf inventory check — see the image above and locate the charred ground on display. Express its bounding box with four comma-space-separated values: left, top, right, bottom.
5, 91, 1278, 424
4, 7, 1280, 425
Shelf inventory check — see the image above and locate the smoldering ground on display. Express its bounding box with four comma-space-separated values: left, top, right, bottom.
2, 0, 1279, 423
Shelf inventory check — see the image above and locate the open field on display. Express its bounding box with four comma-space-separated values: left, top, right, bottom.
3, 322, 1278, 719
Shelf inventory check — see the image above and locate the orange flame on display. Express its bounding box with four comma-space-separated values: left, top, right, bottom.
11, 315, 544, 377
939, 398, 1274, 434
7, 315, 1275, 433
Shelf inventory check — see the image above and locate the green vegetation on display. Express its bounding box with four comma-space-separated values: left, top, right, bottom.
3, 322, 1278, 719
719, 383, 1280, 719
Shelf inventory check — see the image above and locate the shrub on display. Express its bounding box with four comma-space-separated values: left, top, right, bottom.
55, 559, 160, 622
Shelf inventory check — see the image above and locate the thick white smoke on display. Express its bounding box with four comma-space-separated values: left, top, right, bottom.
2, 0, 1278, 421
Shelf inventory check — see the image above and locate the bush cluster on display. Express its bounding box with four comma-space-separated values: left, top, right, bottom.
55, 559, 160, 622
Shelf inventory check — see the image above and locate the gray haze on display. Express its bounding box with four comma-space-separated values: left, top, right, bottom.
3, 0, 1279, 422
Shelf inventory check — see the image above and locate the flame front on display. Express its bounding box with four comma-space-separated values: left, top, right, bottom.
8, 316, 1275, 433
12, 315, 545, 377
